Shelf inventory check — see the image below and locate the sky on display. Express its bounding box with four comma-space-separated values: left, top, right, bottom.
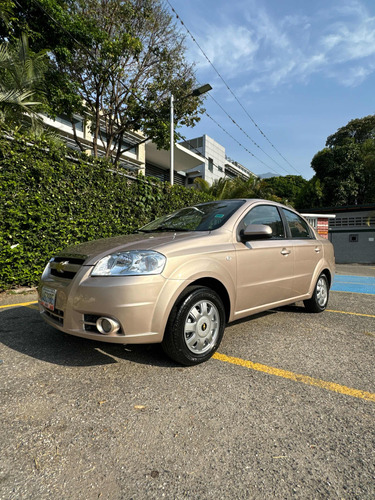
167, 0, 375, 180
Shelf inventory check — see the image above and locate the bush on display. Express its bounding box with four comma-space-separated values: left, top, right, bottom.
0, 133, 212, 290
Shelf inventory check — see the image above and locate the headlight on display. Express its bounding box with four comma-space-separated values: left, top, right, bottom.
91, 251, 166, 276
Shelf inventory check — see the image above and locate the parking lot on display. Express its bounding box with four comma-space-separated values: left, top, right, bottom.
1, 265, 374, 499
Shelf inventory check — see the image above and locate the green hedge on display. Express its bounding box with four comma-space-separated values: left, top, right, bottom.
0, 133, 212, 290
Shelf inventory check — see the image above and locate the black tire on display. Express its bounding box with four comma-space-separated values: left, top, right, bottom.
304, 273, 329, 313
162, 286, 226, 366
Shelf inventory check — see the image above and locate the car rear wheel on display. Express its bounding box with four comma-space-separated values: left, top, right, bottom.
162, 286, 226, 366
304, 273, 329, 313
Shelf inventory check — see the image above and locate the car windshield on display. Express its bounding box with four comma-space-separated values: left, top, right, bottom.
138, 200, 246, 233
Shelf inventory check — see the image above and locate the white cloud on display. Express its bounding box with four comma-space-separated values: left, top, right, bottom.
322, 18, 375, 62
189, 0, 375, 91
193, 24, 259, 72
330, 63, 375, 87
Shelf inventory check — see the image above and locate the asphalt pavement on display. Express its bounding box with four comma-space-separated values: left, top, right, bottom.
1, 265, 374, 499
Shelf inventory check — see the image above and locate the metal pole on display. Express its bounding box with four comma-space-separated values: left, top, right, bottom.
170, 94, 174, 186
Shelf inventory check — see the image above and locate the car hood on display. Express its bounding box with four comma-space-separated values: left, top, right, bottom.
57, 232, 208, 265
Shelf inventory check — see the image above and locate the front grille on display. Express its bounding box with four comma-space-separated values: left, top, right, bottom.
50, 269, 77, 279
49, 256, 86, 280
83, 314, 101, 333
43, 307, 64, 325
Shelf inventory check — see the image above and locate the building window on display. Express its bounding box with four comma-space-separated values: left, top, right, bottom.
330, 216, 375, 228
349, 234, 359, 242
55, 114, 83, 132
100, 131, 137, 155
208, 158, 213, 172
181, 137, 203, 152
145, 163, 185, 186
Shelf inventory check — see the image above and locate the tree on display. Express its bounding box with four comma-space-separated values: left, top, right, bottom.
0, 1, 15, 31
311, 144, 364, 206
360, 139, 375, 203
0, 33, 46, 132
326, 115, 375, 147
295, 176, 324, 209
10, 0, 204, 163
262, 175, 307, 207
311, 115, 375, 206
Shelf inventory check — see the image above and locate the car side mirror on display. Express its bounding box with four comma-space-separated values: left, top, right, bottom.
240, 224, 273, 241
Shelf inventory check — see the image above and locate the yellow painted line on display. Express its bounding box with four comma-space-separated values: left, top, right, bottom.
327, 309, 375, 319
213, 352, 375, 402
0, 300, 38, 309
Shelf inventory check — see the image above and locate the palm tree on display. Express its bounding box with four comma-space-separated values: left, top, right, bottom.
193, 177, 211, 194
0, 1, 14, 26
194, 175, 280, 201
0, 34, 46, 132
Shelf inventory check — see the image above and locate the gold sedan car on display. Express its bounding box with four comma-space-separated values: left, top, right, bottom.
39, 199, 335, 365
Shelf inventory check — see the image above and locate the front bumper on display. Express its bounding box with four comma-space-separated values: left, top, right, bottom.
38, 264, 171, 344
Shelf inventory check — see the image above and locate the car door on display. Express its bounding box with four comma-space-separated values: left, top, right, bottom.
281, 208, 323, 296
233, 204, 295, 317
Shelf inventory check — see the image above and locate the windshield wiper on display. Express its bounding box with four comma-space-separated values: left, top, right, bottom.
161, 227, 192, 232
136, 227, 192, 233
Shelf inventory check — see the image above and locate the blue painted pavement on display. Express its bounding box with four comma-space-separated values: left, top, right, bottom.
331, 275, 375, 295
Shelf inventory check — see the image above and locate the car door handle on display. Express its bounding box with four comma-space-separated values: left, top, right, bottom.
281, 248, 291, 256
315, 247, 321, 253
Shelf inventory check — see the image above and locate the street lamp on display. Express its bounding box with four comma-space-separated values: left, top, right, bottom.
170, 83, 212, 185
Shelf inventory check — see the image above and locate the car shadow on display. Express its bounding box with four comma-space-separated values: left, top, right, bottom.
0, 306, 179, 368
273, 303, 310, 314
227, 309, 277, 328
0, 303, 310, 369
225, 303, 307, 329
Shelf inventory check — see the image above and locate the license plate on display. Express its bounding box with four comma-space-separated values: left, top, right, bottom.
40, 286, 57, 311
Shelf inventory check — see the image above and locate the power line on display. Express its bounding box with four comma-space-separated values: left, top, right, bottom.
204, 112, 281, 177
166, 0, 302, 176
207, 93, 291, 175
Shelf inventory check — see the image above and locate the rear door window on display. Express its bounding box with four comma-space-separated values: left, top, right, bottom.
282, 209, 313, 239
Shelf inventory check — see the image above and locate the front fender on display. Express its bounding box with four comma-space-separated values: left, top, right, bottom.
152, 254, 237, 337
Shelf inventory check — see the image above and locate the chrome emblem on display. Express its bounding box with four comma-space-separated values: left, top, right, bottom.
55, 260, 69, 273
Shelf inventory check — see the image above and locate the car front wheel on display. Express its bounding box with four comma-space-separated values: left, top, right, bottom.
304, 273, 329, 313
162, 286, 226, 366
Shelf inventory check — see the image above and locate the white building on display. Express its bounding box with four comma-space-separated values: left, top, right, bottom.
42, 113, 203, 185
180, 134, 257, 185
42, 116, 255, 187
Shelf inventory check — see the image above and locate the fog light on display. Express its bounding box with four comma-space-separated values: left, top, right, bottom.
96, 317, 120, 335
